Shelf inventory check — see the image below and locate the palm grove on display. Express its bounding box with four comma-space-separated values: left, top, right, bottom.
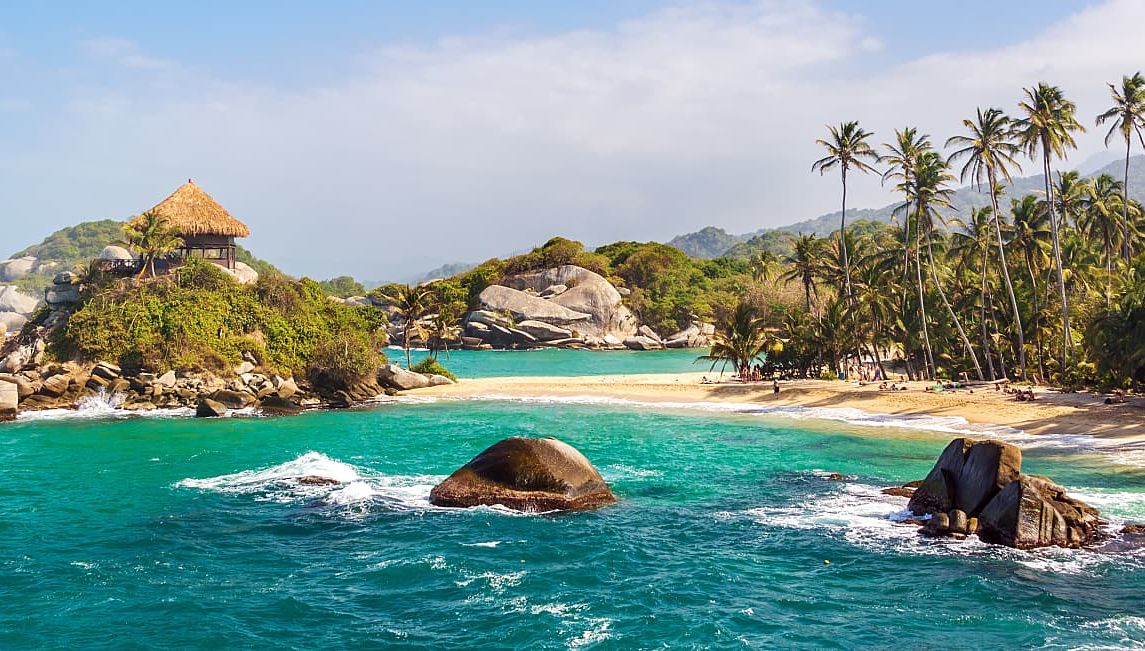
710, 76, 1145, 390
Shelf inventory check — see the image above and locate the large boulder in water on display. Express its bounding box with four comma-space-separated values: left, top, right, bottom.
977, 475, 1102, 549
905, 437, 1101, 549
908, 438, 1022, 516
429, 437, 616, 512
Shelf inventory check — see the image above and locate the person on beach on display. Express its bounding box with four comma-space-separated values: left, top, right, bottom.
773, 379, 779, 395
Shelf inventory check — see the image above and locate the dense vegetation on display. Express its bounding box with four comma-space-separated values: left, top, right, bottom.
704, 75, 1145, 391
52, 260, 387, 387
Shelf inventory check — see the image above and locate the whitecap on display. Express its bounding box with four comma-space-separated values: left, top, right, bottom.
17, 389, 194, 422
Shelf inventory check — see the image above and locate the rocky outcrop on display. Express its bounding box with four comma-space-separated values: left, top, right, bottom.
429, 437, 616, 512
228, 261, 259, 286
514, 320, 574, 341
904, 438, 1102, 549
377, 364, 432, 391
477, 285, 592, 326
0, 377, 17, 421
624, 335, 662, 351
663, 322, 714, 349
0, 285, 39, 316
98, 246, 135, 261
0, 257, 37, 282
502, 265, 637, 338
195, 398, 227, 417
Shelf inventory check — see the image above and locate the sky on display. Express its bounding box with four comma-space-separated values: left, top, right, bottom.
0, 0, 1138, 281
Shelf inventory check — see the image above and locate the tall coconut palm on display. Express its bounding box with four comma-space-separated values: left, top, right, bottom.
811, 121, 880, 303
120, 210, 184, 279
912, 151, 984, 380
697, 300, 772, 377
1015, 82, 1086, 370
380, 284, 433, 368
780, 234, 824, 313
946, 107, 1027, 380
1096, 72, 1145, 263
1010, 194, 1053, 379
1081, 174, 1138, 304
949, 207, 999, 379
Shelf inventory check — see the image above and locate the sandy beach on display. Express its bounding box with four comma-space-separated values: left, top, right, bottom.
424, 373, 1145, 444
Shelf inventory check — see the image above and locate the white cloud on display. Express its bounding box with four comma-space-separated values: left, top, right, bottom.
5, 0, 1145, 279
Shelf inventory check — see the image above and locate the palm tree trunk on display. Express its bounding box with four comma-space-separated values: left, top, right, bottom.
979, 250, 997, 380
1043, 146, 1073, 373
988, 168, 1026, 381
840, 169, 852, 304
914, 213, 935, 380
1124, 137, 1133, 263
1025, 252, 1047, 383
926, 232, 983, 380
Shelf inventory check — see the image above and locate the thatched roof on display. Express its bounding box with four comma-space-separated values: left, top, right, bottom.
134, 181, 250, 238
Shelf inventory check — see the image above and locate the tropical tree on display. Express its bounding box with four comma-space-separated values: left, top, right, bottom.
780, 234, 824, 313
812, 121, 880, 303
1081, 174, 1130, 282
1096, 72, 1145, 263
697, 300, 772, 378
380, 284, 433, 368
749, 249, 778, 283
949, 207, 1000, 379
1009, 194, 1052, 378
1015, 82, 1086, 370
947, 107, 1027, 380
120, 210, 184, 279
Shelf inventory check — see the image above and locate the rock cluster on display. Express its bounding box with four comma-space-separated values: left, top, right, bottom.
429, 436, 616, 512
0, 285, 40, 335
0, 256, 57, 283
898, 438, 1102, 549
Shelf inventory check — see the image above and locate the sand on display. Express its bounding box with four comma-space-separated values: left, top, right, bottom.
423, 373, 1145, 444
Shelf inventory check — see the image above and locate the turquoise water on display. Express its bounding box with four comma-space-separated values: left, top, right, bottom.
398, 347, 710, 377
3, 394, 1145, 648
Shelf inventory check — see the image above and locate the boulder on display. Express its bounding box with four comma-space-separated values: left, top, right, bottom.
195, 398, 227, 417
53, 271, 79, 285
38, 374, 71, 398
0, 378, 17, 421
539, 284, 567, 298
514, 320, 573, 342
623, 335, 662, 351
259, 395, 302, 416
477, 285, 592, 326
501, 265, 637, 338
209, 389, 255, 409
154, 370, 177, 388
377, 364, 431, 391
98, 245, 135, 261
90, 361, 122, 382
429, 437, 616, 512
0, 257, 36, 282
908, 438, 1022, 516
427, 374, 455, 386
0, 373, 34, 400
44, 285, 80, 306
234, 361, 255, 376
0, 286, 39, 315
948, 509, 969, 535
978, 475, 1102, 549
274, 376, 298, 399
637, 325, 663, 344
0, 312, 27, 334
229, 261, 259, 285
297, 475, 340, 486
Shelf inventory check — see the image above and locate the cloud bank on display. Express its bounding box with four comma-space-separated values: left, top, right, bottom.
3, 0, 1144, 279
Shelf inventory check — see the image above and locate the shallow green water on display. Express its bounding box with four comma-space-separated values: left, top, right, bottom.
399, 347, 710, 377
2, 397, 1144, 648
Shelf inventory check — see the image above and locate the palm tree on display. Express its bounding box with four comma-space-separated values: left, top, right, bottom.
912, 151, 983, 380
1015, 82, 1086, 371
812, 121, 880, 303
426, 303, 461, 361
1010, 194, 1053, 379
1096, 72, 1145, 263
380, 284, 433, 368
1081, 174, 1128, 281
749, 249, 778, 283
949, 207, 1000, 379
946, 107, 1027, 380
780, 234, 824, 313
697, 300, 772, 378
120, 210, 183, 279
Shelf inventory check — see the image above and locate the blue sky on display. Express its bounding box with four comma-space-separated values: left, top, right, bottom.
0, 0, 1131, 279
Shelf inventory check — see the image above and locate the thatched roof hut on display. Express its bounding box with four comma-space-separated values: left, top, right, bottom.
135, 180, 250, 238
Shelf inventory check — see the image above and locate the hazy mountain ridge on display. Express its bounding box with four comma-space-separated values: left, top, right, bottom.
669, 155, 1145, 258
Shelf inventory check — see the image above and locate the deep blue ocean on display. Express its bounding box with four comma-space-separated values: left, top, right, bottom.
2, 351, 1144, 649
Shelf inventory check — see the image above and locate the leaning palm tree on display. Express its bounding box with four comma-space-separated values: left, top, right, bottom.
120, 210, 183, 279
380, 284, 433, 368
1010, 194, 1053, 379
812, 121, 880, 303
697, 300, 771, 378
949, 207, 1000, 379
1096, 72, 1145, 263
1015, 82, 1086, 371
946, 107, 1027, 380
779, 234, 824, 313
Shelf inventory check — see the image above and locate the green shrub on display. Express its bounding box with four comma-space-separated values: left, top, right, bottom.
411, 358, 457, 381
307, 331, 385, 389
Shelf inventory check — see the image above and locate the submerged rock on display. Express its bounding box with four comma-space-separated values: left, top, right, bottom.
429, 437, 616, 512
297, 475, 340, 486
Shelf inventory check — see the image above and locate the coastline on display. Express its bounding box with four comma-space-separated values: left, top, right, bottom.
423, 373, 1145, 445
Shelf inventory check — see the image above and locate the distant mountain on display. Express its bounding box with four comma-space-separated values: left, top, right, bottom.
668, 154, 1145, 258
667, 226, 744, 259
